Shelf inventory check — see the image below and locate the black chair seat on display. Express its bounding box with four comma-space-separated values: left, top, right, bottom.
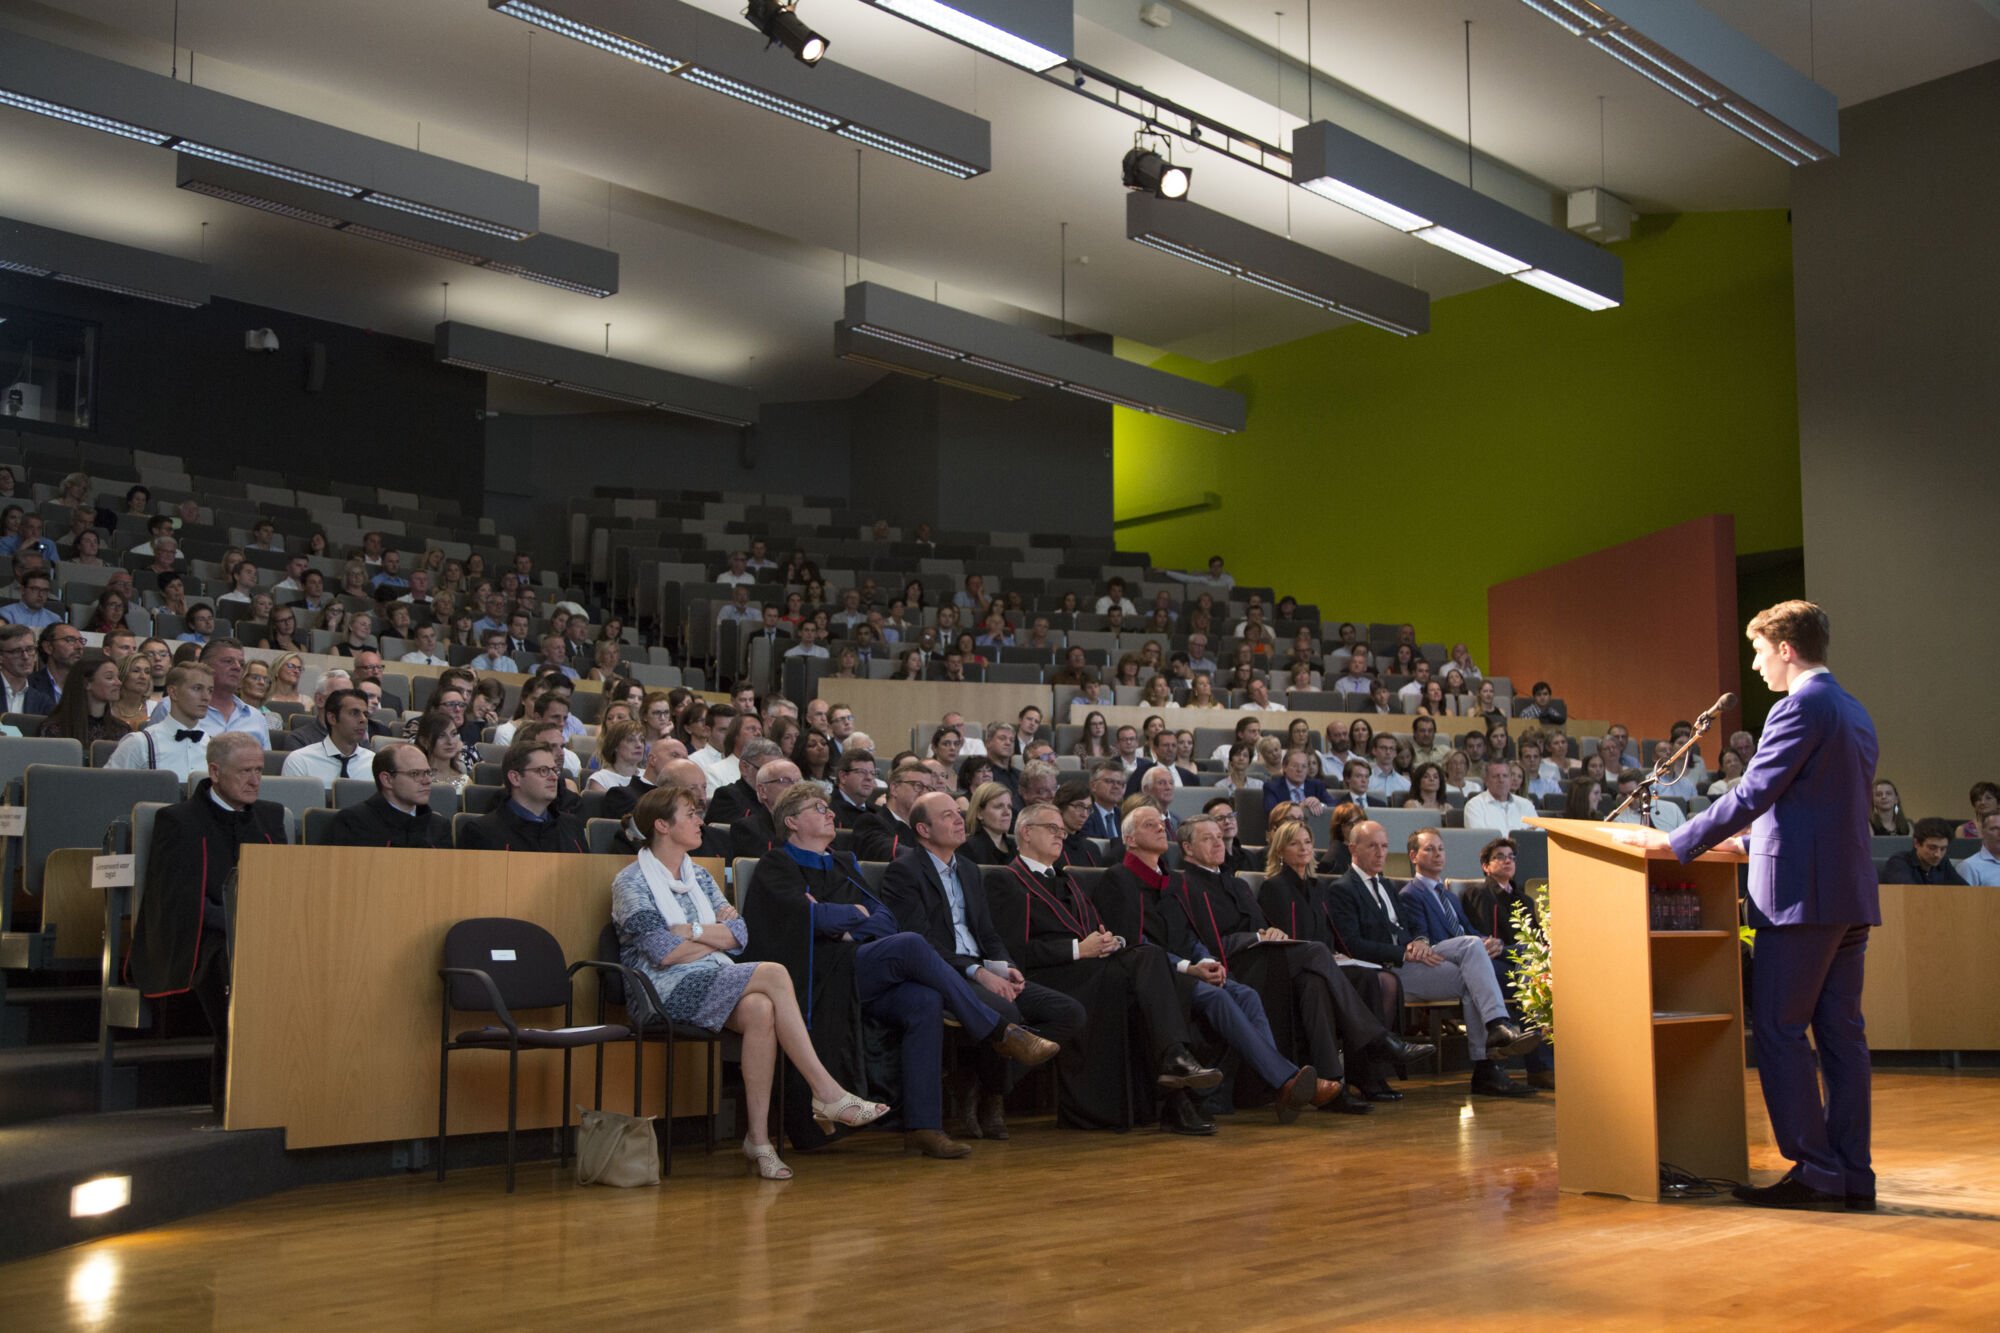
454, 1023, 631, 1048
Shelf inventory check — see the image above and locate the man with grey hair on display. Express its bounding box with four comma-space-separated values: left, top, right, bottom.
731, 758, 800, 859
707, 737, 782, 825
1016, 758, 1059, 812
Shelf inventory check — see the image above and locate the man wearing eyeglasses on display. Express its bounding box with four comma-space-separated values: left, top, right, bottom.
327, 743, 451, 848
456, 738, 587, 852
830, 749, 880, 830
854, 759, 932, 861
0, 623, 40, 713
731, 759, 799, 860
984, 803, 1223, 1132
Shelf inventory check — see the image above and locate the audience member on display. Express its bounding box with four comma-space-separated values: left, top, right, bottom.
1880, 817, 1967, 885
456, 739, 587, 852
1960, 812, 2000, 887
1464, 758, 1536, 833
105, 663, 216, 776
327, 744, 451, 848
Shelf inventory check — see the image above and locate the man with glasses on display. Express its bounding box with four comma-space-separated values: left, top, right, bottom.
1460, 837, 1555, 1089
731, 759, 800, 859
854, 759, 932, 861
1053, 781, 1101, 867
985, 802, 1223, 1132
706, 735, 778, 825
23, 621, 85, 713
327, 742, 451, 848
831, 749, 879, 829
0, 567, 63, 630
457, 739, 587, 852
1083, 760, 1125, 841
282, 689, 374, 786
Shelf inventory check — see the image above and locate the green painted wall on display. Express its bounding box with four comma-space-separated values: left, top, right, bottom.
1114, 209, 1800, 663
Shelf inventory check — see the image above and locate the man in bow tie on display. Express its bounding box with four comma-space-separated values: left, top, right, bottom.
105, 662, 218, 778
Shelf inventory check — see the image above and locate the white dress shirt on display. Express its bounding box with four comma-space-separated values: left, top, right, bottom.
104, 716, 217, 778
282, 738, 369, 784
1462, 791, 1537, 834
401, 650, 450, 666
149, 694, 270, 747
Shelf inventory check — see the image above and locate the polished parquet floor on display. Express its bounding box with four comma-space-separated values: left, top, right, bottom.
10, 1068, 1999, 1331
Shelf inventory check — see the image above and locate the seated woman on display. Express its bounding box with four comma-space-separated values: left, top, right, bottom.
954, 753, 993, 796
612, 786, 889, 1180
332, 611, 377, 657
588, 720, 646, 791
38, 652, 132, 750
1709, 749, 1747, 799
1215, 742, 1258, 796
266, 652, 307, 706
1139, 673, 1176, 709
743, 783, 1044, 1160
110, 653, 154, 730
84, 589, 131, 636
1184, 674, 1222, 709
1402, 761, 1448, 811
415, 711, 473, 791
1442, 749, 1483, 801
963, 781, 1015, 865
238, 659, 281, 728
1869, 778, 1909, 836
1563, 776, 1603, 819
1071, 710, 1112, 757
890, 648, 926, 681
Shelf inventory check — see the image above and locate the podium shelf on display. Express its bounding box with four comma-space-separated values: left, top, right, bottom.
1650, 1011, 1732, 1025
1648, 930, 1735, 939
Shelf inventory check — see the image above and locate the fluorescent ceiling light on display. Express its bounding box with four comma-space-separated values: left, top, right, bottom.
0, 32, 538, 238
836, 282, 1246, 433
176, 155, 618, 297
0, 214, 210, 308
861, 0, 1071, 73
1125, 193, 1429, 337
1291, 120, 1621, 311
435, 322, 758, 427
491, 0, 990, 178
1512, 0, 1837, 165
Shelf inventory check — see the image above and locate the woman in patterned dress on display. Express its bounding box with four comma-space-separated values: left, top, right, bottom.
611, 785, 887, 1179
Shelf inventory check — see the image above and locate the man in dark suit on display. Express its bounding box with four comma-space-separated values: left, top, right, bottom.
125, 733, 289, 1115
853, 759, 930, 861
705, 739, 778, 825
1124, 732, 1198, 798
829, 749, 879, 831
1879, 818, 1966, 885
1625, 600, 1880, 1211
1082, 761, 1125, 841
327, 743, 451, 848
1262, 748, 1332, 816
456, 739, 587, 853
1326, 820, 1541, 1098
729, 759, 795, 860
878, 792, 1084, 1139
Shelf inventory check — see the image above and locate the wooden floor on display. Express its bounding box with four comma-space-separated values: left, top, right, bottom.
10, 1069, 1999, 1331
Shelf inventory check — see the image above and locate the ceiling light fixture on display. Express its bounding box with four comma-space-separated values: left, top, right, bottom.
860, 0, 1072, 73
490, 0, 990, 178
1125, 193, 1429, 336
435, 322, 758, 426
0, 34, 540, 239
746, 0, 829, 65
1513, 0, 1837, 164
835, 282, 1246, 433
176, 155, 618, 297
1292, 120, 1621, 311
0, 214, 210, 308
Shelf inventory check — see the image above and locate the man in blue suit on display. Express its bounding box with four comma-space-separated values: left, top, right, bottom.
1624, 601, 1879, 1211
1262, 748, 1332, 816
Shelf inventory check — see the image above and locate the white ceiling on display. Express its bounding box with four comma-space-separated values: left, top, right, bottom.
0, 0, 1995, 407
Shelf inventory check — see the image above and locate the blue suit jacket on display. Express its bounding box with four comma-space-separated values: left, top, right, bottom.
1669, 671, 1879, 927
1263, 778, 1332, 814
1397, 877, 1481, 943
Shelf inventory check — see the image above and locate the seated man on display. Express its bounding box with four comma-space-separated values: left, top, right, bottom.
853, 759, 931, 861
1365, 733, 1411, 801
401, 622, 450, 667
1327, 821, 1541, 1098
707, 737, 780, 826
281, 688, 373, 785
1263, 748, 1331, 816
456, 738, 588, 852
783, 621, 829, 659
126, 733, 288, 1115
104, 662, 217, 777
1464, 759, 1539, 833
730, 759, 799, 860
829, 748, 879, 829
327, 743, 452, 848
1460, 837, 1555, 1088
984, 803, 1223, 1130
1519, 681, 1567, 725
877, 793, 1083, 1141
1125, 730, 1196, 796
469, 629, 517, 674
1958, 811, 2000, 887
0, 567, 63, 629
1334, 758, 1373, 810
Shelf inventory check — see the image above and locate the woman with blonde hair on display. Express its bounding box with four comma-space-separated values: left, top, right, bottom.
267, 652, 307, 705
588, 720, 648, 791
962, 782, 1015, 866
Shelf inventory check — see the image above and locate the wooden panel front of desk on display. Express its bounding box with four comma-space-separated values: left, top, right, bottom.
1531, 818, 1749, 1203
225, 847, 718, 1150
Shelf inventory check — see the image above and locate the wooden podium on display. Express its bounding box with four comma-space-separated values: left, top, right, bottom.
1528, 817, 1750, 1202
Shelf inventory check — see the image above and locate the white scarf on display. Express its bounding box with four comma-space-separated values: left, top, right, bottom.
638, 847, 718, 931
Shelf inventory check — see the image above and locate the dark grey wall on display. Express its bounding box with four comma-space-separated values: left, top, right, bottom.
0, 275, 485, 512
1794, 58, 2000, 816
848, 375, 939, 530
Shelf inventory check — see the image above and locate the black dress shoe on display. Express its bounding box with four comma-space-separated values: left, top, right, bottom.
1157, 1050, 1224, 1093
1732, 1175, 1846, 1211
1469, 1067, 1536, 1098
1359, 1084, 1404, 1102
1846, 1194, 1877, 1212
1160, 1090, 1217, 1136
1371, 1032, 1437, 1065
1324, 1085, 1375, 1115
1484, 1020, 1545, 1060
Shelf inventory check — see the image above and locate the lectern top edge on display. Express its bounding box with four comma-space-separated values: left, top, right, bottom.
1525, 816, 1749, 864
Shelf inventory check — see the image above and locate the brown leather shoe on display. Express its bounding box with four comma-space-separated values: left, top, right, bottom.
977, 1093, 1009, 1141
904, 1129, 973, 1160
990, 1023, 1059, 1067
1275, 1064, 1320, 1124
1525, 1069, 1556, 1091
1309, 1077, 1346, 1109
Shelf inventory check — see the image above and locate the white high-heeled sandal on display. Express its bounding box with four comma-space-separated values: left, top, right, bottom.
742, 1136, 793, 1180
811, 1091, 890, 1132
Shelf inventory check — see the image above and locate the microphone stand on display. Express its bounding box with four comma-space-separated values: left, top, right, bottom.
1604, 707, 1721, 826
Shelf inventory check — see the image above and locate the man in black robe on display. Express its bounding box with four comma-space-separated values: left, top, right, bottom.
327, 743, 451, 848
853, 759, 930, 861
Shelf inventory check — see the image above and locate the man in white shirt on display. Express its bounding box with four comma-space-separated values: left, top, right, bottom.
1094, 578, 1138, 617
1113, 725, 1142, 774
1958, 812, 2000, 886
1161, 555, 1235, 589
1241, 676, 1281, 711
1185, 632, 1218, 675
715, 551, 755, 587
401, 623, 450, 666
1409, 716, 1452, 770
941, 710, 985, 757
1212, 717, 1262, 763
395, 571, 433, 608
272, 555, 311, 596
469, 630, 518, 674
106, 662, 217, 777
744, 539, 777, 573
128, 516, 175, 559
1463, 760, 1537, 834
281, 687, 373, 785
784, 621, 830, 659
1366, 734, 1411, 800
152, 639, 270, 747
1606, 769, 1688, 831
1397, 659, 1435, 707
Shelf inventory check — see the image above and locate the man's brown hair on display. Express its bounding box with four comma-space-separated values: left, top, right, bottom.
1746, 599, 1829, 663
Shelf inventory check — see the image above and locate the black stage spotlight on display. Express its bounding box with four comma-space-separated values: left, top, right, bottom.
1122, 146, 1190, 200
747, 0, 828, 64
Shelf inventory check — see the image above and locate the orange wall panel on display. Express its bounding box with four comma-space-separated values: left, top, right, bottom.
1488, 515, 1742, 758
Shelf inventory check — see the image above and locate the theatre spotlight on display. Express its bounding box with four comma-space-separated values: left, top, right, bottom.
747, 0, 829, 64
1122, 146, 1189, 200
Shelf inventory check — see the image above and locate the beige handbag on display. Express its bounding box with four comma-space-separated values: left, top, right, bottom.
574, 1106, 661, 1187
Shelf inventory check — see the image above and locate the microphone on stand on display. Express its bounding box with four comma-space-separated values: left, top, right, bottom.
1695, 692, 1738, 727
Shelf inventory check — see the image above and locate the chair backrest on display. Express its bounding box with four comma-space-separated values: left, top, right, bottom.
595, 921, 629, 1007
117, 798, 172, 948
256, 775, 330, 826
585, 817, 626, 855
462, 784, 504, 814
441, 917, 569, 1010
23, 764, 182, 895
0, 736, 84, 788
301, 806, 339, 845
426, 783, 461, 819
333, 778, 376, 809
